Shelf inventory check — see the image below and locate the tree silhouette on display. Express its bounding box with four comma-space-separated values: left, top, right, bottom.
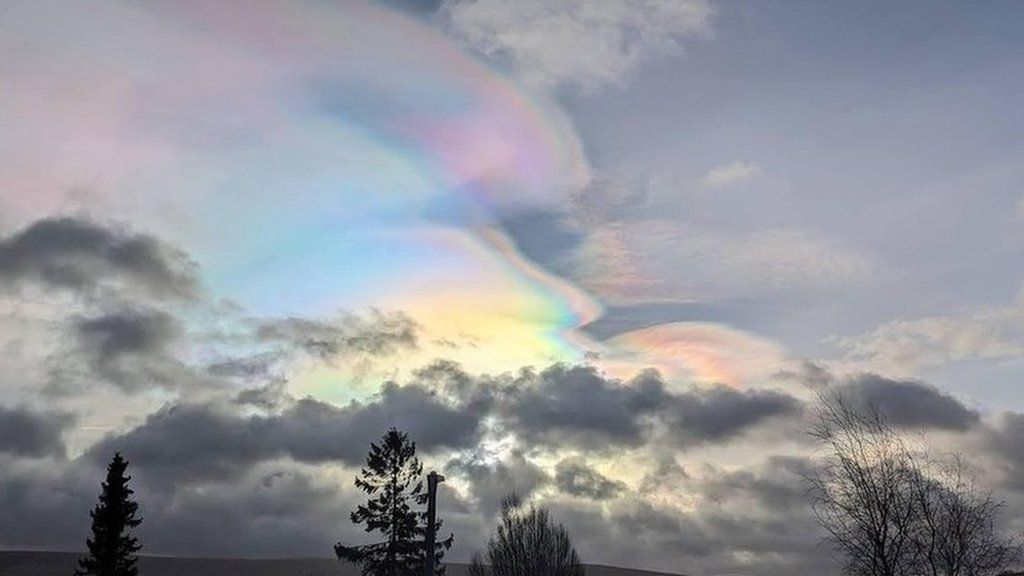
336, 428, 452, 576
808, 393, 1019, 576
76, 453, 143, 576
469, 495, 583, 576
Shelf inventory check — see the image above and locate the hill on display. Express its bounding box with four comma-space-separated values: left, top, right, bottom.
0, 551, 687, 576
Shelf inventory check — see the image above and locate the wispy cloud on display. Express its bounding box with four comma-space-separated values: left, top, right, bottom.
441, 0, 712, 91
701, 160, 761, 189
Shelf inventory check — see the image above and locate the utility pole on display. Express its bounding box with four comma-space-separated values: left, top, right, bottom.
424, 471, 445, 576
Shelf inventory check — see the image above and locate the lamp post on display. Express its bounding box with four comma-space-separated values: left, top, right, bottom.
424, 471, 445, 576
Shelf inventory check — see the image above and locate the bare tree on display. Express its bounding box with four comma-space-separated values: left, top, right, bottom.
468, 495, 583, 576
907, 456, 1018, 576
808, 393, 1018, 576
807, 394, 920, 576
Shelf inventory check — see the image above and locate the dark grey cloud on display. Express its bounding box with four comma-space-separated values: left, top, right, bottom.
699, 456, 814, 513
544, 456, 830, 576
208, 352, 282, 381
135, 468, 352, 558
835, 374, 980, 431
497, 365, 667, 449
88, 382, 485, 483
448, 451, 550, 515
666, 384, 801, 445
0, 461, 99, 550
275, 383, 482, 464
256, 310, 418, 361
233, 378, 290, 410
494, 364, 801, 450
49, 308, 190, 393
0, 405, 73, 457
983, 412, 1024, 490
0, 217, 197, 299
76, 309, 180, 368
88, 403, 272, 483
776, 363, 980, 432
0, 455, 351, 558
554, 458, 626, 500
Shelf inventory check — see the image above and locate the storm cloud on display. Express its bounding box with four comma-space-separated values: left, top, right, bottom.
492, 364, 801, 450
0, 217, 197, 299
834, 374, 980, 431
0, 405, 73, 458
88, 381, 486, 484
554, 458, 627, 500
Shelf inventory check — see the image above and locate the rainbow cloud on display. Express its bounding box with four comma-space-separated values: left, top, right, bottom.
601, 323, 790, 389
0, 0, 784, 397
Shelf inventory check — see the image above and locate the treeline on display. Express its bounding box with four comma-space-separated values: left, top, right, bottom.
73, 429, 582, 576
72, 397, 1022, 576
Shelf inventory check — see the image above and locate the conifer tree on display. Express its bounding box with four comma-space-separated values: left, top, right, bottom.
76, 453, 143, 576
336, 428, 452, 576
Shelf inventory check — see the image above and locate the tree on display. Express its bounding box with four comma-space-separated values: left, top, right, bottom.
336, 428, 452, 576
469, 495, 583, 576
76, 453, 143, 576
907, 456, 1019, 576
808, 393, 1019, 576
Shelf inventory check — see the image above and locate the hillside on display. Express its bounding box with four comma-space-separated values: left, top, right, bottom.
0, 551, 687, 576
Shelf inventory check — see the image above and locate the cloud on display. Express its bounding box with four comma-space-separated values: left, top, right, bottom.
838, 298, 1024, 375
701, 160, 761, 188
0, 405, 73, 458
256, 310, 418, 361
0, 217, 197, 299
575, 221, 873, 304
834, 374, 980, 431
699, 456, 814, 513
134, 467, 354, 558
554, 458, 626, 500
488, 364, 801, 451
448, 451, 550, 514
777, 363, 979, 431
497, 365, 667, 449
88, 381, 486, 483
982, 413, 1024, 490
76, 309, 180, 370
440, 0, 712, 90
47, 308, 194, 394
603, 322, 791, 387
0, 460, 99, 550
665, 384, 801, 445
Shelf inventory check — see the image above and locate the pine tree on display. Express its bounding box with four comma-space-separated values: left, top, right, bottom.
336, 428, 452, 576
76, 453, 143, 576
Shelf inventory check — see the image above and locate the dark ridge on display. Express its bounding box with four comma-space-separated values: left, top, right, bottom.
0, 551, 690, 576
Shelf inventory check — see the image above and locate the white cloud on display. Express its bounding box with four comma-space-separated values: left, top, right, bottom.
573, 220, 873, 304
440, 0, 712, 91
701, 160, 761, 188
838, 295, 1024, 376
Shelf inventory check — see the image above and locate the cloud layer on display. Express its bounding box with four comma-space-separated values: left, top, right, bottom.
441, 0, 712, 90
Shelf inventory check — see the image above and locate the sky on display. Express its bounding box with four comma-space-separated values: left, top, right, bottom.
1, 1, 1023, 574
